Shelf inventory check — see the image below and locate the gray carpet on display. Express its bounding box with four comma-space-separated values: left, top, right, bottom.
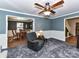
7, 38, 79, 58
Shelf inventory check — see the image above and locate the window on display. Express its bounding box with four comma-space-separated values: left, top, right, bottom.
17, 23, 23, 32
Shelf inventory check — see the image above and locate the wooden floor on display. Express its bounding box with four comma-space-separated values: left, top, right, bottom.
66, 36, 77, 46
8, 38, 27, 48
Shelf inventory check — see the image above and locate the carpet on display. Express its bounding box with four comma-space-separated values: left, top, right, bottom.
7, 38, 79, 58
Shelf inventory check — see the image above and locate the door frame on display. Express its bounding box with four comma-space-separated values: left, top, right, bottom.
64, 16, 79, 40
6, 15, 36, 47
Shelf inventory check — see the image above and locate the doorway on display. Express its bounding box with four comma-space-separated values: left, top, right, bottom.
6, 15, 35, 48
64, 16, 79, 46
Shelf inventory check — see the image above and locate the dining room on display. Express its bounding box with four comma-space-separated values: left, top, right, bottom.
7, 16, 33, 48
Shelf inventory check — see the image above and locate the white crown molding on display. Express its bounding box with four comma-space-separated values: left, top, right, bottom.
0, 8, 79, 20
0, 8, 44, 18
52, 11, 79, 19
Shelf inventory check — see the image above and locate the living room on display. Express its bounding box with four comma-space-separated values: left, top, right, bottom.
0, 0, 79, 58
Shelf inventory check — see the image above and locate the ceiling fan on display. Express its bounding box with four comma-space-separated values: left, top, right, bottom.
34, 0, 64, 16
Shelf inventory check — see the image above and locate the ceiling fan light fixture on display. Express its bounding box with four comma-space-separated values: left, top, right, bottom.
43, 11, 51, 16
35, 0, 64, 16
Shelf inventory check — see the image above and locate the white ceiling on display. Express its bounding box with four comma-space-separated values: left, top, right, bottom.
0, 0, 79, 19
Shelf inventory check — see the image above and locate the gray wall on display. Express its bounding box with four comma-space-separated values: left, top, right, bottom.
1, 9, 78, 34
0, 10, 51, 34
51, 12, 79, 31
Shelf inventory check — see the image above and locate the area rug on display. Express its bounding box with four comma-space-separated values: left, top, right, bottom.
7, 38, 79, 58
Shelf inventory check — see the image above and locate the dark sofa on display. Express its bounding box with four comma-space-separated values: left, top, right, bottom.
27, 32, 45, 51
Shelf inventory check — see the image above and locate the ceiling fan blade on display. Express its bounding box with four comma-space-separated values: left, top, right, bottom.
53, 4, 63, 9
38, 10, 45, 14
50, 10, 56, 14
51, 13, 58, 16
35, 6, 43, 10
51, 0, 64, 8
35, 3, 45, 8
